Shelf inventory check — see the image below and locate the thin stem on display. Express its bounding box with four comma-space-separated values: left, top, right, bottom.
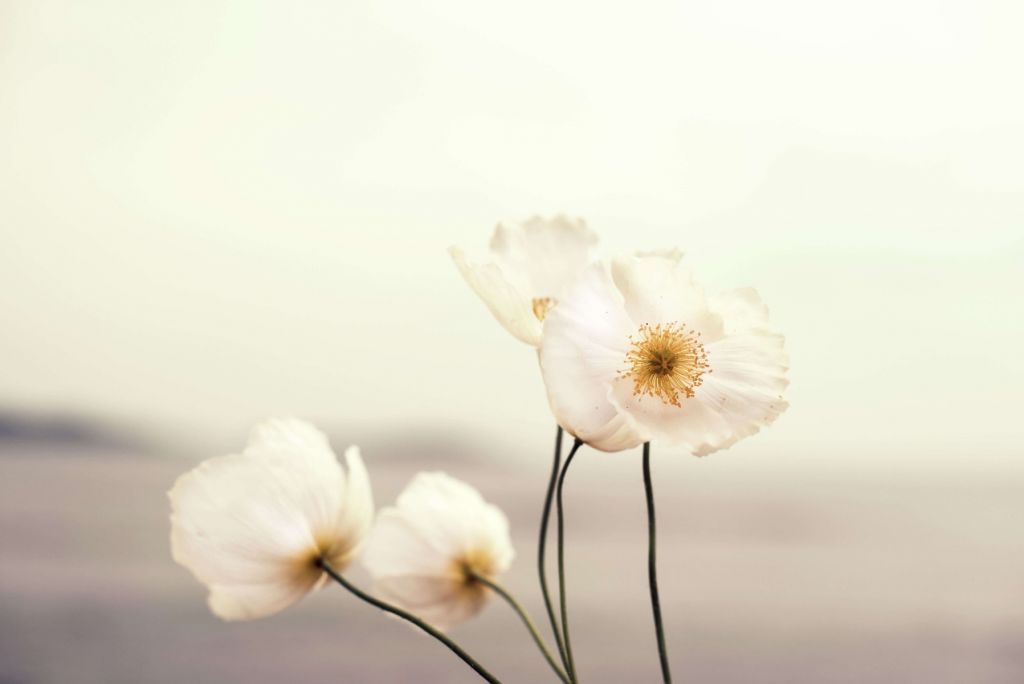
642, 442, 672, 683
556, 438, 584, 682
470, 571, 570, 684
318, 559, 502, 684
538, 425, 569, 670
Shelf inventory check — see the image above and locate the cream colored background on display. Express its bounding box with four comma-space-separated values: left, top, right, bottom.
3, 0, 1022, 460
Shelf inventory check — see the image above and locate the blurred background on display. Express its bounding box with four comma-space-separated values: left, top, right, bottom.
1, 1, 1022, 682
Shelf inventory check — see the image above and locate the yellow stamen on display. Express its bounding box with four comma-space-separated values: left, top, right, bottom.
532, 297, 556, 321
302, 531, 360, 576
449, 547, 498, 599
621, 322, 710, 407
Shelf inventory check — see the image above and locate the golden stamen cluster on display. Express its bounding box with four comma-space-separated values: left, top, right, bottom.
621, 322, 710, 407
450, 547, 498, 599
532, 297, 556, 321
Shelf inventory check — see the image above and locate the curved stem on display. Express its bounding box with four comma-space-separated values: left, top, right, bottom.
642, 442, 672, 683
538, 425, 569, 670
318, 559, 502, 684
556, 438, 584, 682
470, 571, 570, 684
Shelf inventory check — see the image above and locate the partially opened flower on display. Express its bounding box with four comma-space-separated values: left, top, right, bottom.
361, 473, 514, 630
540, 251, 789, 454
169, 419, 373, 620
449, 215, 598, 346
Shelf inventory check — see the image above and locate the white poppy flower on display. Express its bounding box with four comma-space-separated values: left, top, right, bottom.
169, 419, 373, 621
449, 215, 598, 346
539, 251, 789, 455
361, 473, 514, 630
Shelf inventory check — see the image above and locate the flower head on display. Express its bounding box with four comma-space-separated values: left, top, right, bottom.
169, 419, 374, 621
449, 215, 598, 346
539, 251, 789, 455
361, 473, 514, 630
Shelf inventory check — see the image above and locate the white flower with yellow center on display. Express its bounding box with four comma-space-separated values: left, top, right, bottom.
169, 419, 373, 621
361, 473, 514, 630
540, 251, 789, 455
449, 215, 598, 346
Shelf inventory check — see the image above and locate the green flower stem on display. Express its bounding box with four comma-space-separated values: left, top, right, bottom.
538, 425, 569, 670
556, 438, 584, 682
318, 559, 502, 684
470, 571, 570, 684
642, 442, 672, 683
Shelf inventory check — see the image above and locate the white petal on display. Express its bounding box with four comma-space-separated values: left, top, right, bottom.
362, 508, 452, 579
169, 452, 325, 621
393, 473, 513, 570
207, 577, 321, 622
489, 215, 598, 298
474, 501, 515, 571
373, 575, 487, 631
169, 419, 372, 621
449, 246, 541, 345
243, 419, 348, 553
708, 287, 778, 335
609, 253, 722, 337
539, 264, 645, 451
247, 417, 335, 457
330, 446, 374, 563
361, 473, 513, 629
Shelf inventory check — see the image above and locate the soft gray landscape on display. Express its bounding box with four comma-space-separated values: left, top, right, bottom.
2, 430, 1021, 683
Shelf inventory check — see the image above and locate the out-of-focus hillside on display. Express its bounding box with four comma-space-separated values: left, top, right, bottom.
2, 434, 1021, 683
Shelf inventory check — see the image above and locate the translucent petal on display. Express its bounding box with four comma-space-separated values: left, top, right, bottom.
329, 446, 374, 564
539, 264, 646, 450
610, 252, 722, 337
169, 419, 372, 621
361, 473, 513, 629
449, 216, 598, 347
489, 215, 597, 298
449, 246, 541, 345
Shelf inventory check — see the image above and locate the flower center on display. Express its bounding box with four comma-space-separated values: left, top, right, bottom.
454, 547, 498, 585
621, 322, 710, 407
303, 532, 357, 573
446, 548, 496, 601
532, 297, 556, 321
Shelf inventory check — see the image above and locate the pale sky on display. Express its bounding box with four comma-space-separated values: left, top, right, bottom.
1, 0, 1022, 463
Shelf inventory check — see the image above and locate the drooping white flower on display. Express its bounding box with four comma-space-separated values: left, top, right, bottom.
361, 473, 514, 630
169, 419, 373, 621
449, 215, 598, 346
539, 251, 789, 455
